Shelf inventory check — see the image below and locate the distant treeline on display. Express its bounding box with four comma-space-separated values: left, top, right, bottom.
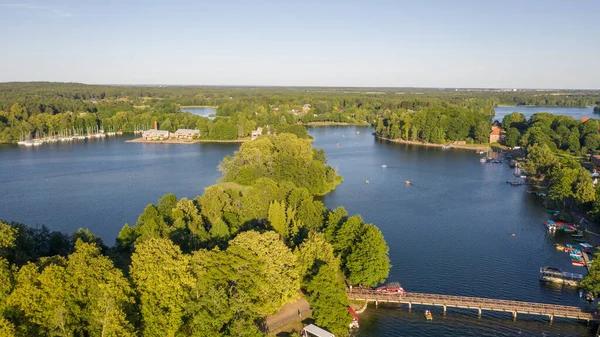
1, 82, 599, 143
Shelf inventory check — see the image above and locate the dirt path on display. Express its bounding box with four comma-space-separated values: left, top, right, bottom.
265, 297, 311, 334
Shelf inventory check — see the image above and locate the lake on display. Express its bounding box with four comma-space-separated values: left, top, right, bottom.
0, 136, 239, 241
181, 107, 217, 119
494, 106, 596, 122
0, 124, 597, 336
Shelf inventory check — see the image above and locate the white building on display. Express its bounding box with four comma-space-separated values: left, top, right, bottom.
142, 130, 170, 140
174, 129, 200, 139
251, 127, 263, 140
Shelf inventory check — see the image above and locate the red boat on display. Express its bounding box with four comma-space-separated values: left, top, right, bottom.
555, 221, 575, 226
375, 282, 406, 294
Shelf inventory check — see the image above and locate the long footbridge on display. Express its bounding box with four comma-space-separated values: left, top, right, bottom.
347, 289, 596, 322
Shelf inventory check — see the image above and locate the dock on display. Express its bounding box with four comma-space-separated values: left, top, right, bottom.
583, 252, 592, 272
347, 289, 595, 322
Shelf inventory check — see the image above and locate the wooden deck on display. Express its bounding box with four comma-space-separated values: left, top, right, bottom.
347, 289, 595, 322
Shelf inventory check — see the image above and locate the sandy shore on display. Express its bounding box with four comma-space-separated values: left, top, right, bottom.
126, 138, 249, 144
376, 135, 491, 151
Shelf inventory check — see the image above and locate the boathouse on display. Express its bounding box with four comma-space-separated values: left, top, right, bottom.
489, 125, 503, 143
142, 130, 170, 140
302, 324, 334, 337
174, 129, 200, 139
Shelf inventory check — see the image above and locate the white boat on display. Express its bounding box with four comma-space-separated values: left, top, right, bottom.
382, 164, 387, 168
479, 158, 487, 163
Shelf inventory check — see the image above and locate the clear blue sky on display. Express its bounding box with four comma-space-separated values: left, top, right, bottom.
1, 0, 598, 88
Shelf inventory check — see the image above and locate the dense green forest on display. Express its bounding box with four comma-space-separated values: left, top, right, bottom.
374, 107, 494, 144
1, 82, 599, 143
0, 133, 390, 337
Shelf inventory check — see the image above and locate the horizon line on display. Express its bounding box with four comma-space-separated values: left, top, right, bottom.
1, 81, 599, 91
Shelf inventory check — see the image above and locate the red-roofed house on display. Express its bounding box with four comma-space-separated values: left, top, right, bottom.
490, 125, 503, 143
582, 116, 589, 123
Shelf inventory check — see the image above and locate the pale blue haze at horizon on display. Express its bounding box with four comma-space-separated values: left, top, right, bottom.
0, 0, 599, 89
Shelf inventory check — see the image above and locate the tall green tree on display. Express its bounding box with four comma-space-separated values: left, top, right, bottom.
345, 225, 391, 286
130, 238, 193, 337
226, 231, 299, 315
305, 264, 351, 337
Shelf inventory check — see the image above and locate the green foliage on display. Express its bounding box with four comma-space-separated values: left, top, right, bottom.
9, 241, 133, 337
505, 127, 520, 148
305, 264, 351, 337
582, 251, 600, 296
0, 221, 17, 250
294, 232, 340, 284
220, 133, 342, 195
268, 201, 287, 237
502, 112, 526, 130
130, 238, 193, 337
345, 225, 391, 286
376, 108, 493, 144
523, 143, 558, 179
226, 231, 300, 315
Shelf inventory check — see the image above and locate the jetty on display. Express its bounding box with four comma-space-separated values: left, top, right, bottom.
346, 289, 595, 322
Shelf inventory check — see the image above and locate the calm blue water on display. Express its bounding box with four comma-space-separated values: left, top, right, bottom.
311, 126, 595, 336
0, 123, 597, 336
494, 106, 595, 122
0, 135, 238, 242
181, 107, 217, 119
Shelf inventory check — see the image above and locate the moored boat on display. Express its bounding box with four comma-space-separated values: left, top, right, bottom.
539, 267, 583, 286
425, 310, 432, 321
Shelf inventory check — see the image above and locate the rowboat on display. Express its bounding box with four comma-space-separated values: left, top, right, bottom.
425, 310, 432, 321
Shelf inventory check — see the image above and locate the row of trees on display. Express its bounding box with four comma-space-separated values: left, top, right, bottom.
502, 112, 600, 154
375, 107, 494, 144
3, 82, 599, 144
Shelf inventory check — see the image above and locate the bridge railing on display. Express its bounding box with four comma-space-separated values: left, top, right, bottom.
346, 289, 590, 316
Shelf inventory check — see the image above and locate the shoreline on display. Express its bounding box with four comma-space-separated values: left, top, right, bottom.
304, 122, 370, 127
179, 105, 218, 109
125, 138, 249, 144
376, 135, 491, 151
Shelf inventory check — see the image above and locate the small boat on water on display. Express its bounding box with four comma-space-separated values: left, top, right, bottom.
405, 180, 411, 185
574, 238, 587, 243
479, 158, 487, 163
381, 164, 387, 168
555, 244, 565, 251
365, 180, 369, 184
540, 267, 583, 286
425, 310, 432, 321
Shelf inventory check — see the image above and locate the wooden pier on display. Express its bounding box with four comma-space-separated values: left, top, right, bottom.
347, 289, 595, 322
